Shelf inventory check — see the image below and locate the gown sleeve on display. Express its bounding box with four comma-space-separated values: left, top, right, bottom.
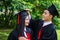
29, 19, 41, 30
7, 32, 14, 40
7, 30, 18, 40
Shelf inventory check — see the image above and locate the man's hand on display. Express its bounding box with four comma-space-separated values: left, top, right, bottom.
18, 37, 28, 40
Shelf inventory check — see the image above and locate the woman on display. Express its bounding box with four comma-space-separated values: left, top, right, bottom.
7, 10, 33, 40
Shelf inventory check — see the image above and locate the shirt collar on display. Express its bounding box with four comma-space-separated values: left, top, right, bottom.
43, 21, 52, 27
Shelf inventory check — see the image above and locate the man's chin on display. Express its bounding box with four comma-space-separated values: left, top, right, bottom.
42, 19, 46, 21
42, 18, 44, 20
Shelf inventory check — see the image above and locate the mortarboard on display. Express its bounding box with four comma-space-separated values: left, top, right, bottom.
47, 4, 59, 17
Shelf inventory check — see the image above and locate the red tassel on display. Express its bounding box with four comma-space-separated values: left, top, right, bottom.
18, 13, 20, 25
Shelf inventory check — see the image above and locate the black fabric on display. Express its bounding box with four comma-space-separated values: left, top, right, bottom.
7, 27, 33, 40
34, 19, 43, 40
29, 19, 57, 40
28, 19, 43, 40
7, 29, 18, 40
26, 27, 33, 40
39, 23, 57, 40
47, 4, 59, 17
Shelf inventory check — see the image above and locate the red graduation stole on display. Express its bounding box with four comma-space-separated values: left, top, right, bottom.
18, 32, 31, 40
26, 32, 31, 40
38, 27, 42, 40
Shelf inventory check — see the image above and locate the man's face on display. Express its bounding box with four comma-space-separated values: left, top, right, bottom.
42, 10, 52, 21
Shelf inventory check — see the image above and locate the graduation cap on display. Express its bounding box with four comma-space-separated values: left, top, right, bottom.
47, 4, 59, 17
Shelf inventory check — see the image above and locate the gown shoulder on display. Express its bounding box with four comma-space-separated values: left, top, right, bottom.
40, 24, 57, 40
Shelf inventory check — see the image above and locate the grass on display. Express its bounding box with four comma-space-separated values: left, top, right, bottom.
57, 30, 60, 40
0, 29, 60, 40
0, 29, 13, 40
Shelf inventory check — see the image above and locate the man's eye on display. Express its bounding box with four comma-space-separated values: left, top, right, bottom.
45, 12, 47, 14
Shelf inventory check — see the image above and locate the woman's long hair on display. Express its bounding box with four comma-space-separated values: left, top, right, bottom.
16, 10, 28, 36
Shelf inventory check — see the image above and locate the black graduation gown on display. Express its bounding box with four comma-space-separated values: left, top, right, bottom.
29, 19, 43, 40
7, 27, 33, 40
37, 23, 57, 40
29, 19, 57, 40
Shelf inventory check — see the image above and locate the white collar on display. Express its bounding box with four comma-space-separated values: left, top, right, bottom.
24, 27, 27, 38
43, 21, 52, 27
24, 27, 26, 31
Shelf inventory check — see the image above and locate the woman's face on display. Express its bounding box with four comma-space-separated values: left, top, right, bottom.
25, 16, 30, 26
42, 10, 52, 21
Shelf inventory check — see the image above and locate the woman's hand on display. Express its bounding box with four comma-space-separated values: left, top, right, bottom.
18, 37, 28, 40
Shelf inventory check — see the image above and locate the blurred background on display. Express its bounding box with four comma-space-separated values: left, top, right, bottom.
0, 0, 60, 40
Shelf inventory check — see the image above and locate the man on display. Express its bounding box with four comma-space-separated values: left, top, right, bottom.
28, 4, 58, 40
36, 4, 58, 40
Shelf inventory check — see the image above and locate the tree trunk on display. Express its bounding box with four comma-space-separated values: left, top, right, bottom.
5, 5, 8, 16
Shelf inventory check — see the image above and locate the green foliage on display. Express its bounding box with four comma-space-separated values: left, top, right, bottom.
0, 14, 17, 29
0, 0, 60, 29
